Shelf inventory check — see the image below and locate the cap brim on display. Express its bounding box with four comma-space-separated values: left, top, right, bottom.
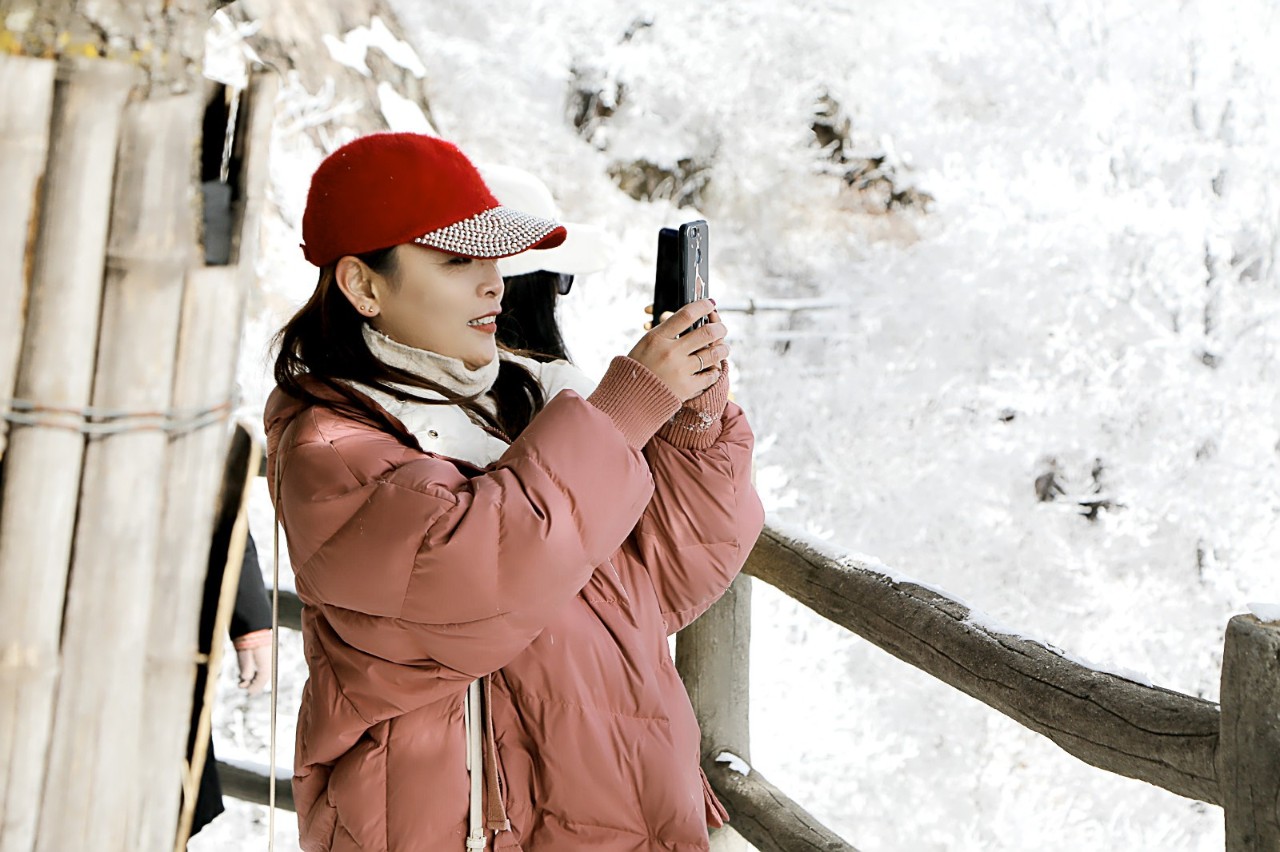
412, 206, 566, 259
497, 221, 616, 277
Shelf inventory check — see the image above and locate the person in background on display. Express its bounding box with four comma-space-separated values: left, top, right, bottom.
266, 132, 763, 851
480, 164, 615, 365
187, 531, 272, 841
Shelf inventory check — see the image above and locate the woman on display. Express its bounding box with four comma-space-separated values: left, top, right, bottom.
480, 163, 616, 363
266, 132, 764, 852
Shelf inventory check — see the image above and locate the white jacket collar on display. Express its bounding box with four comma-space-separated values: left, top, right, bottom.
350, 352, 598, 470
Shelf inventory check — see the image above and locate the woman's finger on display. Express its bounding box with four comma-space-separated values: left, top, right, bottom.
653, 299, 715, 337
704, 342, 730, 363
677, 322, 727, 354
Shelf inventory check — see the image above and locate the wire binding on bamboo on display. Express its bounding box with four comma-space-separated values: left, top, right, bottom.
0, 398, 235, 434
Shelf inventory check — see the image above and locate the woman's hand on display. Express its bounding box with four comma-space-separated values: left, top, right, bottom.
232, 629, 273, 696
628, 299, 730, 402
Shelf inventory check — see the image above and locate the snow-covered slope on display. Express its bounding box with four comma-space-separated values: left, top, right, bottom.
195, 1, 1278, 849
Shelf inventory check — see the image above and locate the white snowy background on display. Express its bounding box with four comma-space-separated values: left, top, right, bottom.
192, 1, 1279, 850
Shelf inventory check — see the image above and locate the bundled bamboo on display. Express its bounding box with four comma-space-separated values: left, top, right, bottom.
0, 56, 138, 852
0, 55, 55, 462
135, 71, 278, 852
0, 9, 277, 852
34, 88, 201, 852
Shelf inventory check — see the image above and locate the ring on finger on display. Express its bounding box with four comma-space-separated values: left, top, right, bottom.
695, 353, 705, 372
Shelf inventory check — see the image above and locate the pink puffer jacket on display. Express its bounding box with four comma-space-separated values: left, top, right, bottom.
265, 356, 764, 852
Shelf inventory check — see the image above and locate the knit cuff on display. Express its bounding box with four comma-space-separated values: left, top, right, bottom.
232, 628, 272, 650
656, 361, 729, 450
587, 356, 683, 450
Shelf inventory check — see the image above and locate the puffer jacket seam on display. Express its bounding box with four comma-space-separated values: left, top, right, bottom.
284, 436, 441, 569
374, 476, 463, 507
315, 640, 375, 728
322, 597, 520, 632
657, 542, 743, 625
520, 443, 590, 546
503, 683, 675, 722
649, 432, 734, 468
552, 815, 700, 850
630, 530, 738, 549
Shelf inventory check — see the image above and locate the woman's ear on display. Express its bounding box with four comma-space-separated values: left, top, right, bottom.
334, 256, 380, 317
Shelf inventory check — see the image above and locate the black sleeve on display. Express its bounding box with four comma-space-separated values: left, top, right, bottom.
229, 532, 272, 638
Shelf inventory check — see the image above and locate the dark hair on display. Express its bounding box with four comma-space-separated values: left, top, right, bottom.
273, 246, 546, 444
496, 271, 574, 363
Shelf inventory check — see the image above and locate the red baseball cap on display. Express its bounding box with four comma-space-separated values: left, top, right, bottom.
300, 133, 567, 267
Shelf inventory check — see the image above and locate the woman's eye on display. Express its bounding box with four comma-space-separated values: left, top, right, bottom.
447, 257, 472, 266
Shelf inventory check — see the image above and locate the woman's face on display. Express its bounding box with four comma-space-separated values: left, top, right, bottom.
355, 244, 505, 369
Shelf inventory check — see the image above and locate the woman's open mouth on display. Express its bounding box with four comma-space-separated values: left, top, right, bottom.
467, 314, 498, 334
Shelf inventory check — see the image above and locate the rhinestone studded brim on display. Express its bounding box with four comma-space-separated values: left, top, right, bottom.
412, 206, 564, 258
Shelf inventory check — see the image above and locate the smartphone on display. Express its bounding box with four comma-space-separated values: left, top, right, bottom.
653, 219, 709, 336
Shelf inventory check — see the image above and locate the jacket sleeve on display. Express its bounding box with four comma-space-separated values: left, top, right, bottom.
621, 398, 766, 635
274, 389, 667, 686
229, 533, 272, 638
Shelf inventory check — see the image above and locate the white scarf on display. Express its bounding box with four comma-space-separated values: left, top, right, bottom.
350, 324, 597, 469
362, 324, 501, 402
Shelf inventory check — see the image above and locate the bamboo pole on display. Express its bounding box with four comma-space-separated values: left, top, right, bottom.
0, 56, 138, 852
34, 90, 200, 852
676, 574, 754, 852
0, 54, 55, 463
133, 263, 238, 852
174, 428, 260, 851
134, 70, 277, 852
1219, 614, 1280, 851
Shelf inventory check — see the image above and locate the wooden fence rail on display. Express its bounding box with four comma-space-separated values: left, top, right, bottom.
743, 525, 1223, 805
239, 518, 1273, 850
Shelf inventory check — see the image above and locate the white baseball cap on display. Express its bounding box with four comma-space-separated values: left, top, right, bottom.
479, 164, 616, 278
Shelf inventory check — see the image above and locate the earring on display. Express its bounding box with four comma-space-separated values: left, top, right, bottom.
362, 304, 375, 314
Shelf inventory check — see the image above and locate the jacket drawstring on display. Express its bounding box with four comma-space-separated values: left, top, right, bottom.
465, 675, 511, 850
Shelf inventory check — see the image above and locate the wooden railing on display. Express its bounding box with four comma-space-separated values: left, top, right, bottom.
224, 522, 1279, 851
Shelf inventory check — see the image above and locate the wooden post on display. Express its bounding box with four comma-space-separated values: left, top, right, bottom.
676, 574, 753, 852
1219, 614, 1280, 851
134, 70, 277, 852
0, 56, 137, 852
0, 55, 55, 462
34, 89, 200, 852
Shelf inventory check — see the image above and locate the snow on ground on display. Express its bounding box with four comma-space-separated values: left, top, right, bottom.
195, 1, 1278, 849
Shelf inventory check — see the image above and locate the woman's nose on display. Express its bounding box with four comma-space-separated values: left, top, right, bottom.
479, 260, 503, 297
